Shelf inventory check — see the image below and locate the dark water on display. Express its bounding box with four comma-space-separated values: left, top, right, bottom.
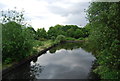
3, 43, 96, 79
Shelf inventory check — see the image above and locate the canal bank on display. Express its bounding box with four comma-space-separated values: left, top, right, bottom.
2, 43, 60, 77
2, 40, 84, 76
2, 42, 98, 79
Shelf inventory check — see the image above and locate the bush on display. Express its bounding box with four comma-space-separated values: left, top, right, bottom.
65, 37, 76, 40
51, 36, 55, 40
33, 40, 43, 47
2, 22, 34, 63
55, 35, 66, 43
78, 37, 84, 40
38, 38, 47, 41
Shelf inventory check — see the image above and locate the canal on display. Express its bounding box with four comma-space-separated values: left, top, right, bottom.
3, 43, 96, 79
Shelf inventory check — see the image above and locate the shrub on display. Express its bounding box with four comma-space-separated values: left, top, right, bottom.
51, 36, 55, 40
2, 9, 35, 64
65, 37, 76, 40
55, 35, 66, 43
78, 37, 84, 40
2, 22, 34, 63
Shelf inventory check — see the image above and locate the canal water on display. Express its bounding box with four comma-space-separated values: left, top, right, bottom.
3, 43, 96, 80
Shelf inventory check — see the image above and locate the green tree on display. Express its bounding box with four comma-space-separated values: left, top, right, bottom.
47, 24, 88, 40
67, 28, 74, 37
2, 9, 34, 64
47, 26, 58, 39
87, 2, 120, 79
74, 29, 83, 39
2, 22, 34, 63
36, 28, 47, 40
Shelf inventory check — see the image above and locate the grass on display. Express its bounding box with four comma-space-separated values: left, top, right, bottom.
33, 40, 54, 52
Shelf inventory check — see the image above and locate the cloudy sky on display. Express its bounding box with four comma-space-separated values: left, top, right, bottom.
0, 0, 90, 30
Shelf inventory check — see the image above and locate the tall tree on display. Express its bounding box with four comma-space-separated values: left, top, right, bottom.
87, 2, 120, 79
2, 9, 34, 63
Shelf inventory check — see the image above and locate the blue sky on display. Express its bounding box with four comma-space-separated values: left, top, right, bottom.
0, 0, 91, 30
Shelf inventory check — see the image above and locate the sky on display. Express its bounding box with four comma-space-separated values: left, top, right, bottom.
0, 0, 90, 30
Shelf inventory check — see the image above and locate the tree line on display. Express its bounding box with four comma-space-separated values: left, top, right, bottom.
1, 9, 89, 65
1, 2, 119, 79
36, 24, 89, 40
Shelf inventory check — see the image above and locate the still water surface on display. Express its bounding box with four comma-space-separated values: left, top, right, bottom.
4, 43, 96, 79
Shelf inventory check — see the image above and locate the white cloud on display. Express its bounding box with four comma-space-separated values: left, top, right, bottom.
0, 0, 90, 31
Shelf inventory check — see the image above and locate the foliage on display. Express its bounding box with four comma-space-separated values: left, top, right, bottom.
26, 27, 37, 39
78, 37, 84, 40
65, 37, 76, 41
2, 9, 34, 64
33, 40, 43, 48
2, 22, 34, 63
33, 40, 54, 52
36, 28, 47, 40
51, 36, 56, 41
1, 8, 25, 25
47, 24, 89, 39
49, 42, 82, 53
87, 2, 120, 79
55, 35, 66, 43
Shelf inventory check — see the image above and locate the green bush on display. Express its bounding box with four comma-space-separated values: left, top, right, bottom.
33, 40, 43, 47
38, 38, 47, 41
1, 9, 36, 64
51, 36, 55, 40
65, 37, 76, 40
4, 58, 12, 64
55, 35, 66, 43
2, 22, 34, 63
78, 37, 84, 40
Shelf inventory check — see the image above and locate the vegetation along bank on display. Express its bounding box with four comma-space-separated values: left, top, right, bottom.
1, 2, 119, 79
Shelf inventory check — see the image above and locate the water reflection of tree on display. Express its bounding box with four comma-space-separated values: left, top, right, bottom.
49, 43, 82, 53
30, 62, 44, 79
80, 42, 97, 56
3, 61, 44, 80
32, 57, 38, 63
3, 63, 36, 80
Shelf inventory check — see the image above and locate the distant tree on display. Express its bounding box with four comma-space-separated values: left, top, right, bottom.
67, 28, 74, 37
47, 24, 88, 40
47, 26, 58, 39
36, 28, 47, 40
55, 35, 66, 43
74, 29, 83, 39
